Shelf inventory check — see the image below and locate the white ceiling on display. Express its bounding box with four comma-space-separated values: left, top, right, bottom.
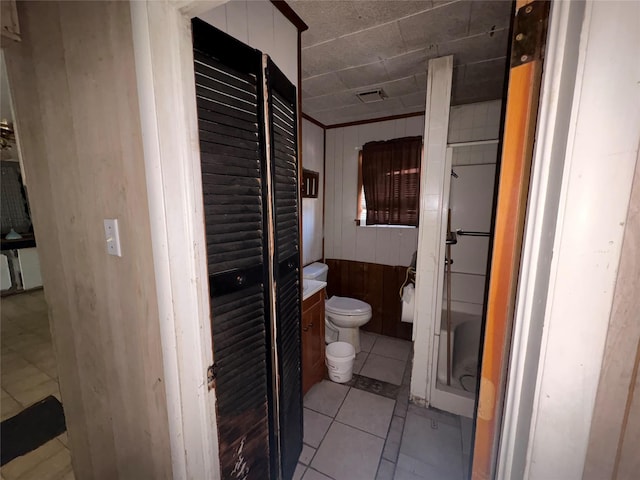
289, 0, 513, 125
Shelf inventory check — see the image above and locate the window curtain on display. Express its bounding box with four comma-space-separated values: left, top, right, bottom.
362, 136, 422, 226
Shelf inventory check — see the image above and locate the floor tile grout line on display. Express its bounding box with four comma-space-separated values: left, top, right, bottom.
365, 350, 411, 363
1, 350, 59, 387
306, 384, 353, 471
332, 405, 396, 441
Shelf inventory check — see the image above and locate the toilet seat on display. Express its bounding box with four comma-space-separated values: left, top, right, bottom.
326, 296, 372, 316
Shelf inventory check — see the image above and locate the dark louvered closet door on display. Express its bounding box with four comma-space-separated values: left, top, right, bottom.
264, 56, 303, 480
192, 19, 272, 480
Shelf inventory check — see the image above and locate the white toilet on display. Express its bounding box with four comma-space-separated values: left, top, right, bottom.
302, 262, 372, 353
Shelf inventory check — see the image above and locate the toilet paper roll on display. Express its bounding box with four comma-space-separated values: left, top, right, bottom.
401, 285, 415, 323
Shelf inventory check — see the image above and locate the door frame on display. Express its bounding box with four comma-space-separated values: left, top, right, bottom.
130, 2, 229, 479
487, 0, 640, 478
495, 0, 585, 477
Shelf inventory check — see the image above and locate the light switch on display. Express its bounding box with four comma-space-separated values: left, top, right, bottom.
103, 219, 122, 257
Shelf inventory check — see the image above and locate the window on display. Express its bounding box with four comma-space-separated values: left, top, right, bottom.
357, 136, 422, 227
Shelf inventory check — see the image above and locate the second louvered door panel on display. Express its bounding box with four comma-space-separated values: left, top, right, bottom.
193, 19, 271, 480
264, 56, 303, 480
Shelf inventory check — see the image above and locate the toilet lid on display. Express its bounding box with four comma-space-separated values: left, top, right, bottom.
325, 296, 372, 315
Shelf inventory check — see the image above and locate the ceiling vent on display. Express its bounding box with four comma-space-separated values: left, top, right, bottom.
356, 88, 387, 104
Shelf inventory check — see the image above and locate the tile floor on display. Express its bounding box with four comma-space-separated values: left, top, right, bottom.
1, 290, 74, 480
1, 294, 472, 480
295, 331, 472, 480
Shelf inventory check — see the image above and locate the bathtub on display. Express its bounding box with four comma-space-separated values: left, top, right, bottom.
436, 310, 482, 394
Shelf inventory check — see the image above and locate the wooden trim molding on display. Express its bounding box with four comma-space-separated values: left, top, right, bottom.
270, 0, 308, 32
301, 112, 326, 130
326, 110, 424, 130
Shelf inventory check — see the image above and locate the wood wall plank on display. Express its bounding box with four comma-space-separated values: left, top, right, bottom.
3, 2, 171, 478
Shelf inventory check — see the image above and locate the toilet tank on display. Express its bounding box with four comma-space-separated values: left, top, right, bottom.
303, 262, 328, 282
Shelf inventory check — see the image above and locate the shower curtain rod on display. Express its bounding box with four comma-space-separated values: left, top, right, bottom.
456, 229, 491, 237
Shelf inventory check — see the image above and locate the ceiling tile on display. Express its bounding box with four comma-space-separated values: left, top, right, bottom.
352, 1, 434, 26
302, 40, 355, 77
437, 28, 509, 65
452, 78, 505, 105
302, 72, 348, 97
294, 0, 513, 124
302, 90, 362, 114
292, 1, 364, 47
383, 47, 437, 80
398, 1, 472, 50
399, 91, 427, 109
378, 76, 419, 98
463, 57, 507, 84
315, 98, 410, 126
468, 1, 513, 36
336, 61, 390, 90
303, 21, 407, 78
414, 72, 428, 90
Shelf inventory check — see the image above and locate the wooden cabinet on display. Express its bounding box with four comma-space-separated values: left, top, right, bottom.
302, 289, 326, 396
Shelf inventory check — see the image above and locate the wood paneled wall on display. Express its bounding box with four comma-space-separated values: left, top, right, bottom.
325, 259, 412, 341
3, 2, 171, 478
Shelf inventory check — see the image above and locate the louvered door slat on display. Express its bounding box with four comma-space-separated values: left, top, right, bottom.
193, 18, 271, 480
264, 56, 303, 480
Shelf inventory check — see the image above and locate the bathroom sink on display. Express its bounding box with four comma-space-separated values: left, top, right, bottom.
302, 279, 326, 301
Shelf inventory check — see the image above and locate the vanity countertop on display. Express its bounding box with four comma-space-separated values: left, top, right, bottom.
302, 279, 326, 302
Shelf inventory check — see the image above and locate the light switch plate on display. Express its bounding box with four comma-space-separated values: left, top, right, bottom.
103, 219, 122, 257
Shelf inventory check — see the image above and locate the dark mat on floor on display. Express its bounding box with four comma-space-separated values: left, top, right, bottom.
1, 395, 66, 466
345, 374, 400, 399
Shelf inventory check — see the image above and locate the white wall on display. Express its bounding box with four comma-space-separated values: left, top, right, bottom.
324, 116, 424, 267
301, 118, 324, 265
323, 101, 501, 271
525, 1, 640, 478
198, 0, 298, 86
448, 100, 501, 314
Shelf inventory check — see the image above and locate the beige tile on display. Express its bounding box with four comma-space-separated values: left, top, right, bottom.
1, 389, 22, 421
376, 458, 395, 480
311, 422, 384, 480
360, 353, 406, 386
22, 348, 57, 373
4, 333, 44, 353
59, 470, 75, 480
335, 388, 395, 438
353, 352, 368, 374
56, 433, 69, 448
302, 469, 332, 480
399, 411, 462, 479
360, 331, 378, 353
304, 380, 349, 417
1, 365, 50, 390
3, 370, 52, 393
0, 300, 30, 320
303, 408, 332, 448
299, 444, 316, 466
293, 463, 306, 480
15, 448, 72, 480
1, 438, 64, 479
370, 336, 412, 362
9, 378, 59, 407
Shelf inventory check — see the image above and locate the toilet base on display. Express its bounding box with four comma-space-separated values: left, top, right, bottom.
326, 321, 361, 353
